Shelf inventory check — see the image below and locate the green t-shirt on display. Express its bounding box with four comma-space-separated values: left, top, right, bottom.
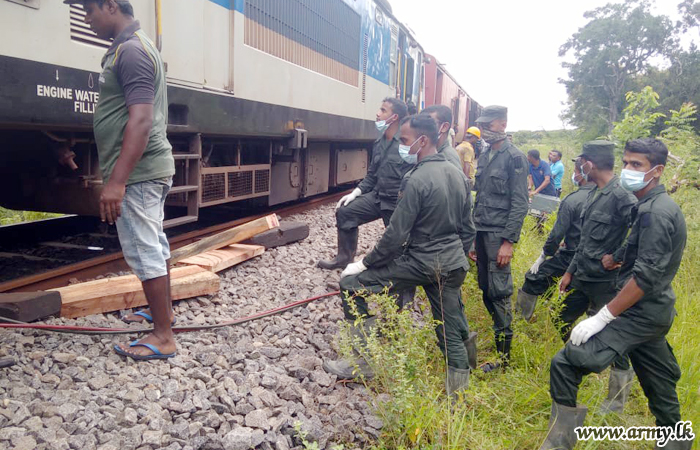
94, 22, 174, 185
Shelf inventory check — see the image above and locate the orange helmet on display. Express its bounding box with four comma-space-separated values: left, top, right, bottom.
466, 127, 481, 138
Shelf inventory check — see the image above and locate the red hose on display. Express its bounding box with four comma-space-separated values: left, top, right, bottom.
0, 291, 341, 334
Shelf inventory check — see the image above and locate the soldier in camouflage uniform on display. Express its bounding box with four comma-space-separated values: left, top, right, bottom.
540, 138, 693, 450
470, 106, 529, 372
323, 115, 476, 397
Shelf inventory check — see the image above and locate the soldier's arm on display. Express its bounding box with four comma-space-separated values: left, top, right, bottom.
460, 183, 476, 255
500, 154, 529, 243
363, 178, 422, 268
357, 145, 380, 194
543, 200, 572, 256
608, 212, 675, 315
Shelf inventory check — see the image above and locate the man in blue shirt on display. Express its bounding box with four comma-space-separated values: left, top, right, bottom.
527, 150, 557, 197
549, 150, 565, 197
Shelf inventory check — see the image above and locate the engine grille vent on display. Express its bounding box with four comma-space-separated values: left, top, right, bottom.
69, 4, 112, 49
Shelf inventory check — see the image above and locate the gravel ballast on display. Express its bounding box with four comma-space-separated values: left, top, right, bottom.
0, 204, 388, 450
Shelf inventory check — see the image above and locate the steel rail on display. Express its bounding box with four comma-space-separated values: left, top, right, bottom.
0, 190, 349, 293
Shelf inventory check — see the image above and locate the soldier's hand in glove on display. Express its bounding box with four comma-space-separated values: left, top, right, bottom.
529, 252, 546, 274
336, 188, 362, 209
341, 260, 367, 279
570, 305, 616, 346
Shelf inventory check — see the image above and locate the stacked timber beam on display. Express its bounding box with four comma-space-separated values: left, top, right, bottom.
0, 215, 281, 321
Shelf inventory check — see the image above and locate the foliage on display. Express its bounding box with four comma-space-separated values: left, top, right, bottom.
0, 207, 63, 226
559, 0, 677, 134
611, 86, 666, 144
330, 126, 699, 449
293, 422, 344, 450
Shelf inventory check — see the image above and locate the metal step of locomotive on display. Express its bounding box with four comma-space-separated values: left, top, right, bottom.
164, 135, 202, 229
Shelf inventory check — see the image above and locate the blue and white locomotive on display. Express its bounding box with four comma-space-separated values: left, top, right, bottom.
0, 0, 473, 226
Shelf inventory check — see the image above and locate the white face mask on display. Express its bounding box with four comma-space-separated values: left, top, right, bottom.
620, 166, 660, 192
572, 172, 580, 187
580, 161, 592, 182
375, 114, 397, 132
398, 136, 424, 164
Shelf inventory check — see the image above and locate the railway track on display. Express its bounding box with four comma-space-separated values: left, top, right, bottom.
0, 190, 349, 294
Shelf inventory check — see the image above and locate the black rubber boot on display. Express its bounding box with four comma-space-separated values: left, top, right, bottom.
396, 287, 416, 310
464, 331, 478, 370
482, 336, 511, 373
539, 401, 588, 450
515, 289, 538, 321
323, 317, 377, 380
446, 366, 470, 398
599, 368, 635, 414
317, 228, 359, 270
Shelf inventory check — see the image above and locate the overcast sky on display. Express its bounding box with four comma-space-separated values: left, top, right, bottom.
391, 0, 682, 131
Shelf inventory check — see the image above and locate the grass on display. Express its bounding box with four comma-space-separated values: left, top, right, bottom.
0, 207, 63, 226
334, 129, 699, 450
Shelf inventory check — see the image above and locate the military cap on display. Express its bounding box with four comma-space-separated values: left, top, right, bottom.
575, 140, 615, 160
476, 105, 508, 124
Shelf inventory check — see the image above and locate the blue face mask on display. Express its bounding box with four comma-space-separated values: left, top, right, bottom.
399, 136, 424, 164
375, 114, 397, 133
620, 166, 659, 192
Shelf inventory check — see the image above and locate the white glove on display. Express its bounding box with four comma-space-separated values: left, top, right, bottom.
340, 260, 367, 279
529, 252, 547, 275
570, 305, 616, 346
336, 188, 362, 209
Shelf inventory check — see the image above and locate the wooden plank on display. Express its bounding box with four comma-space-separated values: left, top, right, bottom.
179, 244, 265, 273
0, 291, 62, 322
53, 266, 219, 319
243, 221, 309, 249
170, 214, 279, 264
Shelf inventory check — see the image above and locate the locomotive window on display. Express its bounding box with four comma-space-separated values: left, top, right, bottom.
69, 4, 112, 49
389, 25, 398, 89
244, 0, 361, 86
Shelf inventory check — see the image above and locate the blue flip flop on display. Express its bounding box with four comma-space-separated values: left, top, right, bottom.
114, 340, 176, 361
122, 310, 177, 326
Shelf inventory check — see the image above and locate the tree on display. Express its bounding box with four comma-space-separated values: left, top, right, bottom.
559, 0, 677, 135
611, 86, 666, 144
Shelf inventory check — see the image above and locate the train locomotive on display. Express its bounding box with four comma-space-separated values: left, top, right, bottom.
0, 0, 480, 228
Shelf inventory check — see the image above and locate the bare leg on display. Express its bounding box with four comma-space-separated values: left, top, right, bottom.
117, 268, 176, 356
122, 260, 174, 323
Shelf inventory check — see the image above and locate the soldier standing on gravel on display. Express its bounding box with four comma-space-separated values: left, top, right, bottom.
540, 139, 693, 450
317, 98, 411, 270
323, 114, 476, 397
468, 105, 529, 373
515, 159, 594, 322
65, 0, 177, 360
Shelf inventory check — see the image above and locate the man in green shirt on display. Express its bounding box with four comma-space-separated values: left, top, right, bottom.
469, 105, 529, 372
323, 115, 476, 397
66, 0, 176, 360
540, 138, 693, 450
